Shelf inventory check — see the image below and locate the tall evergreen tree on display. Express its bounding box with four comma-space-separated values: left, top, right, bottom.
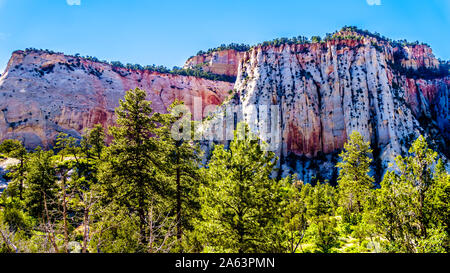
280, 178, 309, 253
54, 133, 77, 253
197, 123, 284, 253
304, 181, 340, 253
429, 160, 450, 251
162, 101, 202, 247
337, 131, 374, 214
0, 140, 28, 200
74, 125, 106, 253
98, 88, 170, 252
399, 135, 437, 238
23, 148, 60, 252
374, 135, 447, 252
84, 124, 106, 161
24, 148, 58, 221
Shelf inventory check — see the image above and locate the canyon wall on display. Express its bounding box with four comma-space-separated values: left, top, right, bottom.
0, 50, 233, 148
184, 49, 246, 77
201, 36, 449, 182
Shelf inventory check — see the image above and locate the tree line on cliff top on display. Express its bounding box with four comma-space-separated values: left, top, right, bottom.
194, 26, 432, 51
21, 25, 449, 84
191, 26, 449, 79
0, 87, 449, 253
22, 48, 237, 83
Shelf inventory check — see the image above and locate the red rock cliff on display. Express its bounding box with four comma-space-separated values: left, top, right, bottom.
184, 49, 246, 77
0, 50, 233, 148
201, 33, 449, 182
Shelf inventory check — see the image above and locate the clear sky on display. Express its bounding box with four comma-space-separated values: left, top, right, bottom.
0, 0, 449, 73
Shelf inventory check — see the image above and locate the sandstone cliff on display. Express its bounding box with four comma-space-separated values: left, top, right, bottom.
201, 32, 449, 182
0, 50, 233, 148
184, 49, 246, 77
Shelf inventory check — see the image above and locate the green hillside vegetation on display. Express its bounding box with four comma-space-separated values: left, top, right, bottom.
0, 88, 449, 253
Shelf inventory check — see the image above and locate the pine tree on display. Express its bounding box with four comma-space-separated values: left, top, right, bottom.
98, 88, 171, 252
24, 148, 58, 221
23, 148, 60, 252
55, 133, 82, 252
311, 216, 340, 253
161, 101, 202, 247
303, 181, 340, 253
83, 124, 106, 161
197, 123, 284, 253
75, 124, 106, 185
374, 135, 448, 252
0, 140, 28, 200
399, 135, 437, 238
429, 160, 450, 251
305, 181, 337, 219
337, 131, 374, 215
374, 170, 418, 252
280, 177, 309, 253
75, 125, 106, 253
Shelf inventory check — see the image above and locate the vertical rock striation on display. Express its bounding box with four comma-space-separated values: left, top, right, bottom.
203, 33, 449, 182
0, 50, 233, 148
184, 49, 246, 77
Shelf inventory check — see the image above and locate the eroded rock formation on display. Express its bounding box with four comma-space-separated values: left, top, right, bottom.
201, 33, 449, 182
184, 49, 246, 77
0, 50, 233, 148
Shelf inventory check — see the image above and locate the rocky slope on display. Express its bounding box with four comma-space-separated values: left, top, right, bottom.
201, 31, 449, 182
184, 49, 246, 77
0, 50, 233, 148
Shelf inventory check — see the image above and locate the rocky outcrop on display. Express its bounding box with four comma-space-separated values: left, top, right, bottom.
201, 34, 449, 183
184, 49, 246, 77
0, 50, 233, 148
400, 45, 440, 70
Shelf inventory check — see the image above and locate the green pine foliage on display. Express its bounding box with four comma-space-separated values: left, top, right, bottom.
371, 136, 449, 253
336, 131, 374, 242
0, 140, 28, 200
0, 88, 449, 253
96, 87, 172, 252
195, 123, 284, 253
23, 148, 58, 221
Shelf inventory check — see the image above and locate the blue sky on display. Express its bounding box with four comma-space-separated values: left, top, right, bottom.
0, 0, 449, 73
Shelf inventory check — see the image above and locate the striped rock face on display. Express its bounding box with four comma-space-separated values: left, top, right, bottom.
0, 50, 233, 148
201, 38, 449, 182
184, 49, 246, 78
